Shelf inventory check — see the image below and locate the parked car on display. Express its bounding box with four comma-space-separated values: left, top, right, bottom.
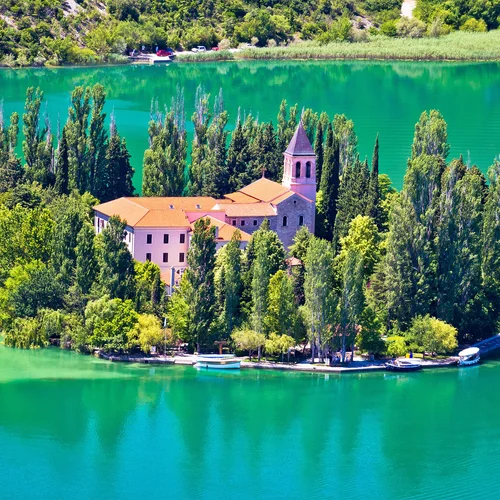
197, 46, 207, 52
212, 47, 220, 51
156, 49, 171, 57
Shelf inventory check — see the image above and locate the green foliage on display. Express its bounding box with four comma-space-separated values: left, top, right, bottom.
231, 327, 265, 360
265, 270, 297, 338
128, 313, 163, 354
264, 332, 295, 360
357, 306, 385, 355
406, 315, 458, 354
85, 295, 138, 352
385, 335, 407, 358
412, 110, 450, 160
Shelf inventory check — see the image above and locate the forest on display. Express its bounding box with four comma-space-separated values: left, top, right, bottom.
1, 84, 499, 361
0, 0, 499, 66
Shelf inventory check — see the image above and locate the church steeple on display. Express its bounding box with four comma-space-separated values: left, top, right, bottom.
282, 121, 316, 202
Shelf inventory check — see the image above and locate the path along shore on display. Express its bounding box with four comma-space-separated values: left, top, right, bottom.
96, 351, 458, 374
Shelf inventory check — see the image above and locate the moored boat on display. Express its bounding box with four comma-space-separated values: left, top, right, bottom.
194, 354, 241, 369
385, 358, 422, 372
457, 347, 480, 366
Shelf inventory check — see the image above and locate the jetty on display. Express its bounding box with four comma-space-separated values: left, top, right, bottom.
127, 53, 172, 64
473, 334, 500, 356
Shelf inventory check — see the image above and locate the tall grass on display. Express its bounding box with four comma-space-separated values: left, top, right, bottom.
176, 32, 500, 63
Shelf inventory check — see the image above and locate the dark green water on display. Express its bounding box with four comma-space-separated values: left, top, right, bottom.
1, 345, 499, 500
1, 61, 500, 190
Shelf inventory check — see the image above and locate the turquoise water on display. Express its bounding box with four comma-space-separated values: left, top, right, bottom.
1, 345, 499, 499
1, 61, 500, 190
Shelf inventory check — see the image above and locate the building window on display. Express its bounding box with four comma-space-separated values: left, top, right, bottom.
232, 220, 236, 226
295, 162, 301, 178
163, 253, 168, 263
283, 216, 288, 227
164, 234, 169, 244
169, 204, 174, 209
196, 204, 201, 209
146, 234, 152, 244
299, 215, 304, 226
146, 253, 151, 261
253, 220, 258, 226
306, 161, 311, 178
180, 234, 185, 244
241, 220, 245, 226
179, 252, 185, 263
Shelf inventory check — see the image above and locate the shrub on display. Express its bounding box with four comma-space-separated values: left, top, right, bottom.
460, 18, 487, 33
218, 38, 231, 50
267, 38, 277, 47
406, 315, 458, 355
386, 335, 407, 358
397, 17, 427, 38
380, 20, 397, 37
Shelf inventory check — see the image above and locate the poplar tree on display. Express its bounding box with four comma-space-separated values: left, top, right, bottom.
333, 113, 358, 174
215, 230, 242, 337
251, 240, 271, 335
385, 154, 446, 328
314, 120, 324, 190
105, 115, 134, 201
87, 84, 108, 199
304, 237, 335, 362
23, 87, 54, 186
339, 248, 365, 362
203, 90, 230, 197
411, 110, 449, 160
277, 99, 298, 153
301, 108, 318, 143
75, 221, 97, 295
437, 159, 484, 340
96, 216, 135, 300
0, 110, 22, 192
188, 85, 211, 195
66, 86, 91, 193
481, 160, 500, 334
265, 270, 296, 337
54, 126, 69, 195
227, 119, 251, 192
142, 93, 187, 196
184, 218, 217, 352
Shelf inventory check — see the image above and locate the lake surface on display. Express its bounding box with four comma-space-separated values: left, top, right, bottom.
1, 345, 500, 500
1, 61, 500, 190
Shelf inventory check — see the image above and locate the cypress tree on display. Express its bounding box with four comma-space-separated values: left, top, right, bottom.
314, 120, 324, 190
316, 125, 340, 241
250, 121, 281, 182
366, 135, 381, 228
55, 126, 69, 195
412, 110, 450, 160
0, 111, 22, 192
227, 120, 251, 192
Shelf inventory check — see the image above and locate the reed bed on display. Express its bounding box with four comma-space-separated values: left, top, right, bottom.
176, 31, 500, 63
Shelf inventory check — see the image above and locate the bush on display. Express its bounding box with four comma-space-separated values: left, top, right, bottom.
386, 335, 407, 357
317, 17, 353, 45
397, 17, 427, 38
380, 20, 397, 37
406, 315, 458, 355
218, 38, 231, 50
460, 18, 488, 33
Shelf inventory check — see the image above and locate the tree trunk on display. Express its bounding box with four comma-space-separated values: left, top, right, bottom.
341, 332, 346, 363
258, 345, 261, 362
249, 350, 252, 361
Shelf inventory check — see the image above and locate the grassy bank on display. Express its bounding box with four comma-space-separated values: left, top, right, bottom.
176, 31, 500, 63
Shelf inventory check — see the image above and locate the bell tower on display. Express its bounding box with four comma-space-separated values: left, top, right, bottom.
282, 121, 317, 202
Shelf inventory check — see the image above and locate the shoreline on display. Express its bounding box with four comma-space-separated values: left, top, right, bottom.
96, 351, 458, 374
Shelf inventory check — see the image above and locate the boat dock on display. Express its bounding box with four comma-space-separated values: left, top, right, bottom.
127, 54, 172, 64
473, 334, 500, 356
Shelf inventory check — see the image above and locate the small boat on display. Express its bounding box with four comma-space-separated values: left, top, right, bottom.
194, 354, 241, 370
385, 358, 422, 372
457, 347, 480, 366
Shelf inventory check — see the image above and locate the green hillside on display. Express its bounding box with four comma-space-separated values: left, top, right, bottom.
0, 0, 499, 66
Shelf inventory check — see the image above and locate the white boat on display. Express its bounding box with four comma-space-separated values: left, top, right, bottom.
457, 347, 480, 366
194, 354, 241, 369
385, 358, 422, 372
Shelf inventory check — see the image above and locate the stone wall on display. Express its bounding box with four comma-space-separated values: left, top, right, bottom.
275, 194, 315, 249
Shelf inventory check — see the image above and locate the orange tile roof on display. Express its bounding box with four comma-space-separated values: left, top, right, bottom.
239, 178, 291, 203
223, 191, 260, 203
271, 191, 295, 204
94, 197, 216, 228
222, 203, 276, 217
189, 216, 251, 242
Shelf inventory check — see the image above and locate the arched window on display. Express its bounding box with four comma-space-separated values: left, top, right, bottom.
295, 162, 301, 178
283, 216, 288, 227
299, 215, 304, 226
306, 161, 311, 178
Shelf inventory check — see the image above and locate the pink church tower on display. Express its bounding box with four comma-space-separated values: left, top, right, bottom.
282, 121, 317, 202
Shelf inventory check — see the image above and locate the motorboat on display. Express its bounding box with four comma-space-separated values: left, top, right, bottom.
385, 358, 422, 372
457, 347, 480, 366
194, 354, 241, 369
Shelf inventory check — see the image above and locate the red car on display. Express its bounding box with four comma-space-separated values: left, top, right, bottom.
156, 49, 173, 57
212, 47, 219, 51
